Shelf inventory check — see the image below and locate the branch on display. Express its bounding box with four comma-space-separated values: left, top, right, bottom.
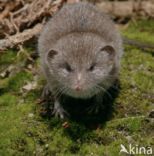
123, 37, 154, 52
0, 24, 43, 52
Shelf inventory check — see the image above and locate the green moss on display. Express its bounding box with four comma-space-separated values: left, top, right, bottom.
0, 93, 35, 155
0, 93, 17, 106
115, 44, 154, 118
7, 71, 33, 92
122, 19, 154, 44
0, 50, 17, 65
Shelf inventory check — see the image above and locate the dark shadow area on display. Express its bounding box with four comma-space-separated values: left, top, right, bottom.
0, 88, 6, 96
63, 80, 120, 125
39, 80, 120, 126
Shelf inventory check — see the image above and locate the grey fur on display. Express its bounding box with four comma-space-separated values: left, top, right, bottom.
38, 2, 123, 118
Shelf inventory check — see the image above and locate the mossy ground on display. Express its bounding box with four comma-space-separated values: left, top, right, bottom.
0, 20, 153, 156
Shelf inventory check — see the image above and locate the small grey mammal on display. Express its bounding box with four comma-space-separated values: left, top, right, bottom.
38, 2, 123, 119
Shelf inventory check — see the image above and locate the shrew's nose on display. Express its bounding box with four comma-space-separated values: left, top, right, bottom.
75, 85, 81, 91
74, 73, 82, 91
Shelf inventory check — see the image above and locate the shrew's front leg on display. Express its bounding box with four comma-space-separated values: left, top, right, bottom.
41, 84, 69, 119
52, 99, 69, 119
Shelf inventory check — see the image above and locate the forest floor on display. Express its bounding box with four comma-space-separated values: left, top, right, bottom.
0, 20, 154, 156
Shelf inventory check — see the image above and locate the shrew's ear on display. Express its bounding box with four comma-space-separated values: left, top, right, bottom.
46, 49, 58, 64
100, 45, 115, 60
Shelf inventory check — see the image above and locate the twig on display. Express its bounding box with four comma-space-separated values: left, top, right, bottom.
123, 37, 154, 52
0, 23, 43, 52
0, 0, 21, 21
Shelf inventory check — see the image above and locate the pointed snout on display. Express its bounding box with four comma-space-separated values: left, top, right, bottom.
74, 73, 83, 91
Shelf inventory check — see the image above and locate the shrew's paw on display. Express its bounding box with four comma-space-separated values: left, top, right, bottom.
52, 101, 69, 119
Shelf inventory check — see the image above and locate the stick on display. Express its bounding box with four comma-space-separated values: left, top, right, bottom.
0, 24, 43, 52
123, 37, 154, 52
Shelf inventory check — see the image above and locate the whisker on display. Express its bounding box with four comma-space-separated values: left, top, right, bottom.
95, 85, 113, 100
54, 87, 65, 99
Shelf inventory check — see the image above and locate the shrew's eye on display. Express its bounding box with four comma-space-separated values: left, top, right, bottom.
88, 63, 96, 71
64, 62, 73, 72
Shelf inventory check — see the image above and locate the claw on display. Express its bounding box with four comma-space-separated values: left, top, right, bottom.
52, 101, 69, 119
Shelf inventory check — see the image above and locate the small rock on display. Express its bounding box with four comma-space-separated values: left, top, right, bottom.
126, 135, 133, 143
27, 64, 33, 69
45, 144, 49, 148
28, 113, 34, 118
0, 65, 14, 78
22, 81, 37, 91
